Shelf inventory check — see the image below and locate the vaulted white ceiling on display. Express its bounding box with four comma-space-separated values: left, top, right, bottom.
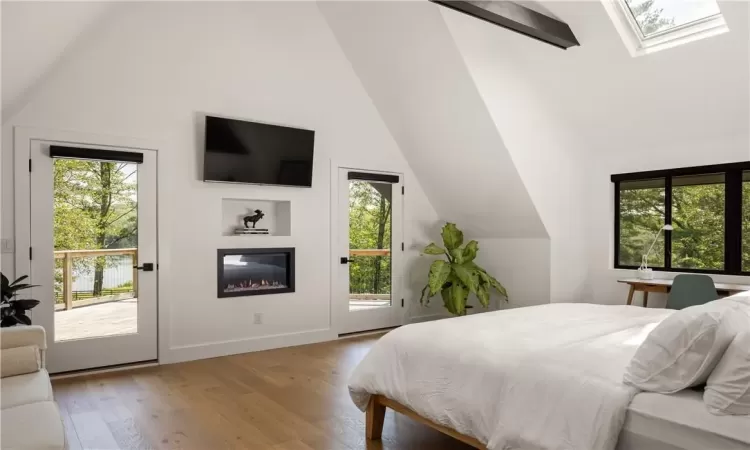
319, 1, 548, 239
3, 0, 747, 245
508, 0, 749, 153
1, 1, 115, 122
438, 0, 748, 232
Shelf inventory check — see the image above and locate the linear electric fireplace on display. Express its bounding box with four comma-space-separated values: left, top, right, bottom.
217, 248, 295, 298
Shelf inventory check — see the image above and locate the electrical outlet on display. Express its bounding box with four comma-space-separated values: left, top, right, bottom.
0, 239, 14, 254
253, 312, 263, 325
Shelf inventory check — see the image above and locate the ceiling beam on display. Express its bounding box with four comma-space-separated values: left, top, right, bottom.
431, 1, 580, 50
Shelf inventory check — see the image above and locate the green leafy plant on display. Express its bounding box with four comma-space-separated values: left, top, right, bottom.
419, 223, 508, 316
1, 273, 40, 327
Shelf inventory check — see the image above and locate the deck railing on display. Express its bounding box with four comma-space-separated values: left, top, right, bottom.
348, 249, 392, 296
54, 248, 138, 310
349, 249, 391, 257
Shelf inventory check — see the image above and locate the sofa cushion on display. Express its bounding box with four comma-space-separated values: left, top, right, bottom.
1, 345, 40, 378
0, 369, 53, 409
0, 401, 65, 450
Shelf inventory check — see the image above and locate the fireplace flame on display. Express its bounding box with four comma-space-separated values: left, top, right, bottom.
225, 279, 287, 292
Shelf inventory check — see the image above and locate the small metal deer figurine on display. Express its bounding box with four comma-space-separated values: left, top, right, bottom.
243, 209, 265, 229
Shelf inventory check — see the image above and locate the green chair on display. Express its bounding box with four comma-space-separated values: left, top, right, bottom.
667, 274, 718, 310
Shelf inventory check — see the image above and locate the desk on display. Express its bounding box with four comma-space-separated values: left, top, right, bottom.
617, 278, 750, 307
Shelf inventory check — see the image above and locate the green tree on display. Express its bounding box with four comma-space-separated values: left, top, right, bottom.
619, 184, 665, 267
619, 180, 727, 271
743, 181, 750, 271
372, 192, 392, 293
54, 160, 137, 298
348, 181, 392, 296
671, 183, 724, 270
626, 0, 675, 35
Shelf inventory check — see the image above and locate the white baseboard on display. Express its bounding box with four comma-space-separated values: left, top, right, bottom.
162, 328, 336, 364
51, 361, 159, 380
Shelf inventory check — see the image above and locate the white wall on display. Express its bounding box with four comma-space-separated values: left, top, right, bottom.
408, 236, 550, 322
587, 135, 750, 307
319, 1, 548, 240
1, 1, 116, 122
477, 239, 551, 309
441, 7, 590, 304
540, 0, 750, 305
441, 0, 749, 305
3, 0, 746, 365
1, 1, 445, 362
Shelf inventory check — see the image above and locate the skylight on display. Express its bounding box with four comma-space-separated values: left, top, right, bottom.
624, 0, 721, 37
602, 0, 728, 56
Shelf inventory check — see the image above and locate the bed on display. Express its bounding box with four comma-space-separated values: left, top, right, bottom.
618, 390, 750, 450
348, 303, 749, 450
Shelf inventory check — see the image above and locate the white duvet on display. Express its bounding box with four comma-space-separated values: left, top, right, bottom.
349, 303, 673, 450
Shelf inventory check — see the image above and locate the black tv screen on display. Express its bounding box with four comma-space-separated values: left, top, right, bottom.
203, 116, 315, 187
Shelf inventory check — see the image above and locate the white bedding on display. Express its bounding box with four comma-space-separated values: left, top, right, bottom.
349, 303, 673, 450
618, 390, 750, 450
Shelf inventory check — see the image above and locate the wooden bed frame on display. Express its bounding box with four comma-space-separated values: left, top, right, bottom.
366, 394, 487, 450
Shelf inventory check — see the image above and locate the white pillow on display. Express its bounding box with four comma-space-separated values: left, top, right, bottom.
624, 298, 750, 393
704, 331, 750, 415
0, 345, 40, 378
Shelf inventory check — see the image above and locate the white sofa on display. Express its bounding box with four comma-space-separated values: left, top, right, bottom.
1, 326, 66, 449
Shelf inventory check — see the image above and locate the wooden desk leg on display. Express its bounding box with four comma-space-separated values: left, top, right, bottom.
366, 395, 386, 440
626, 285, 635, 306
643, 291, 649, 308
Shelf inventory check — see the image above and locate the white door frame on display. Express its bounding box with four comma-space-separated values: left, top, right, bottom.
329, 159, 407, 335
13, 126, 168, 366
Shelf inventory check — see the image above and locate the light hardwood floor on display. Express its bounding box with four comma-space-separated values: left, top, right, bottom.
52, 334, 474, 449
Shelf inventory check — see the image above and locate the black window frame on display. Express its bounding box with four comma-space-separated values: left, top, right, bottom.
612, 161, 750, 275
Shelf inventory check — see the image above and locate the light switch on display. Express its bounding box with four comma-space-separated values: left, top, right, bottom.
1, 239, 15, 254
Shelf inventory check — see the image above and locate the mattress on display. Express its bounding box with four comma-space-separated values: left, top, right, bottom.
617, 390, 750, 450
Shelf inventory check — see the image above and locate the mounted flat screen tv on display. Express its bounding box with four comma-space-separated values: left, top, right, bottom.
203, 115, 315, 187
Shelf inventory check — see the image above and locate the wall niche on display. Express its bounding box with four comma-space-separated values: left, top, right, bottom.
221, 198, 291, 237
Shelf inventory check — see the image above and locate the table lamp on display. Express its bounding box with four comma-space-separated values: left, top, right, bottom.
637, 224, 673, 280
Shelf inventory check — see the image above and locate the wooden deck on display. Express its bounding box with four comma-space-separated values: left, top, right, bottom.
54, 299, 137, 341
349, 299, 391, 311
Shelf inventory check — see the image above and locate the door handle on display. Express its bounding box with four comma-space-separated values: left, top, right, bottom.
133, 263, 155, 272
340, 257, 350, 264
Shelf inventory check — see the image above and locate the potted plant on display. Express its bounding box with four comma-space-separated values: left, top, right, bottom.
1, 273, 40, 327
419, 223, 508, 316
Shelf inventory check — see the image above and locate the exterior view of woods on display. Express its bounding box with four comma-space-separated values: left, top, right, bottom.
619, 175, 750, 272
625, 0, 722, 37
348, 180, 392, 298
53, 159, 138, 304
625, 0, 674, 36
619, 180, 667, 268
744, 181, 750, 272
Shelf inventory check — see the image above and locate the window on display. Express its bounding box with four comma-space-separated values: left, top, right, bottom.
624, 0, 721, 37
613, 162, 750, 275
601, 0, 728, 57
743, 172, 750, 272
671, 173, 725, 271
618, 179, 665, 268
